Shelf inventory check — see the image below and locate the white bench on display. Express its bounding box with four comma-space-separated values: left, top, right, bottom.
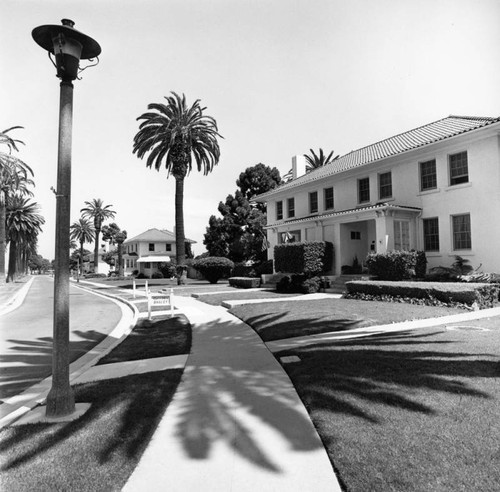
147, 288, 174, 319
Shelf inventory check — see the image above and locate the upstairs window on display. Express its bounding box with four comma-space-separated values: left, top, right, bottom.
378, 171, 392, 199
449, 151, 468, 185
287, 198, 295, 218
276, 201, 283, 220
358, 177, 370, 203
420, 159, 437, 191
309, 191, 318, 214
148, 243, 155, 252
166, 244, 172, 251
324, 187, 334, 210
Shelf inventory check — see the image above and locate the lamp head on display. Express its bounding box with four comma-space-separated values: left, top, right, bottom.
32, 19, 101, 81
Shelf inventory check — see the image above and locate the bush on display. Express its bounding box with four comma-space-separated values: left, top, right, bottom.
158, 260, 177, 279
301, 276, 321, 293
231, 263, 256, 278
136, 272, 147, 279
83, 273, 107, 279
192, 256, 235, 284
151, 271, 164, 279
276, 274, 321, 294
229, 277, 261, 288
254, 260, 273, 276
346, 280, 500, 309
274, 241, 333, 275
415, 251, 427, 278
366, 251, 420, 280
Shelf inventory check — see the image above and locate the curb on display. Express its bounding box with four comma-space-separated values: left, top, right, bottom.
0, 285, 139, 428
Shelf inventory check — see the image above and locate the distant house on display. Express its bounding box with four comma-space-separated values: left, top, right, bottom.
254, 115, 500, 275
122, 228, 196, 277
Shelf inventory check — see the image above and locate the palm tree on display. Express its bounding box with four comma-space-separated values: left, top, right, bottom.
133, 92, 222, 283
70, 218, 95, 281
0, 126, 34, 281
304, 148, 339, 172
80, 199, 116, 273
6, 195, 44, 282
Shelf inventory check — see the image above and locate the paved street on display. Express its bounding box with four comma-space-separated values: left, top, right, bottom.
0, 276, 122, 400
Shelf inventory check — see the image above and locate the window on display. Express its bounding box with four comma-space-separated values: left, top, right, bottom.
309, 191, 318, 214
144, 262, 151, 269
452, 214, 471, 250
378, 172, 392, 199
394, 220, 410, 250
449, 151, 468, 185
420, 159, 437, 191
276, 201, 283, 220
148, 243, 155, 252
287, 198, 295, 218
423, 217, 439, 252
324, 187, 334, 210
350, 231, 361, 240
358, 177, 370, 203
280, 230, 301, 243
166, 244, 172, 251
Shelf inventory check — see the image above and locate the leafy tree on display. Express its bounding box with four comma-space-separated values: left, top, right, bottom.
204, 164, 280, 263
0, 126, 34, 282
304, 148, 338, 172
70, 218, 95, 280
133, 92, 222, 283
6, 195, 44, 282
69, 248, 92, 272
80, 198, 116, 273
101, 222, 127, 275
29, 254, 52, 274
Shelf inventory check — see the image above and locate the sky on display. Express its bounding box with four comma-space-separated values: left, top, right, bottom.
2, 0, 500, 260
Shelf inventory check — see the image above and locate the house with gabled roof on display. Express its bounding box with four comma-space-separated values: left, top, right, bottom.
122, 228, 196, 277
254, 115, 500, 276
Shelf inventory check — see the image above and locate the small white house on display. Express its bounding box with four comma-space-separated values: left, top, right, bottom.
254, 115, 500, 275
122, 228, 196, 278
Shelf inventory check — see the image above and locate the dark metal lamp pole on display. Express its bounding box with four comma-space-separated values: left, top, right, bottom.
32, 19, 101, 418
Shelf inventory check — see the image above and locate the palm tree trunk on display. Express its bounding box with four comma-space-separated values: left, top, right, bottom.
7, 240, 17, 283
94, 228, 100, 273
0, 192, 6, 282
175, 177, 187, 284
79, 240, 84, 282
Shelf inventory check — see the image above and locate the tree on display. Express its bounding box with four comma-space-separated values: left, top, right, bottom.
80, 199, 116, 273
204, 164, 281, 263
0, 126, 34, 282
70, 218, 95, 280
70, 248, 92, 272
133, 92, 222, 283
6, 195, 44, 282
28, 254, 52, 274
101, 222, 127, 275
304, 148, 338, 172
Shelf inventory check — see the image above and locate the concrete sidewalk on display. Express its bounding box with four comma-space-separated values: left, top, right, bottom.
123, 295, 341, 492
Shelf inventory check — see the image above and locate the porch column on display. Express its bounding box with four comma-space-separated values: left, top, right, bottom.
375, 211, 394, 253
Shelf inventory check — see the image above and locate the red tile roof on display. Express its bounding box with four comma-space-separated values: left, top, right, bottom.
257, 115, 500, 199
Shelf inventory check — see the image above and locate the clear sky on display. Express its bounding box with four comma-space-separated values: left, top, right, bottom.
2, 0, 500, 260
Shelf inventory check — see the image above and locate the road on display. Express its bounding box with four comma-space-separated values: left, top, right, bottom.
0, 275, 122, 400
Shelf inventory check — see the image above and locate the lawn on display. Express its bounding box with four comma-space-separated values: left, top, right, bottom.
277, 320, 500, 491
195, 289, 300, 306
229, 298, 462, 341
0, 314, 191, 492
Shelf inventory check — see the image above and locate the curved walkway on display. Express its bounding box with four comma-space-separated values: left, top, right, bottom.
124, 295, 341, 491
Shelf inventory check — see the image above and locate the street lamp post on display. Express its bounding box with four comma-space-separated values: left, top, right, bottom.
32, 20, 101, 418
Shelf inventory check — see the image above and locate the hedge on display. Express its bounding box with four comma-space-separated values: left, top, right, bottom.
228, 277, 261, 288
346, 280, 500, 309
274, 241, 333, 275
366, 250, 422, 280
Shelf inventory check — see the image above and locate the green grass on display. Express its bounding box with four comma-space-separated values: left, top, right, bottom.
229, 298, 461, 341
0, 315, 191, 492
277, 320, 500, 491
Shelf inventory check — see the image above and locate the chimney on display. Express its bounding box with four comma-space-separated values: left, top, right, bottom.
292, 155, 307, 179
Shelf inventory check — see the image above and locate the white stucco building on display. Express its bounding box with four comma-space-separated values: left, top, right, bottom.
254, 115, 500, 275
122, 228, 195, 277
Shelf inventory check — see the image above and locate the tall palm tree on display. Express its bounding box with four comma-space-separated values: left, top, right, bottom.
0, 126, 34, 281
70, 218, 95, 281
304, 148, 339, 172
6, 195, 44, 282
80, 199, 116, 273
133, 92, 222, 282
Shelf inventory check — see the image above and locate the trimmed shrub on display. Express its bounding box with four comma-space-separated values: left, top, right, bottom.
158, 260, 177, 279
414, 251, 427, 279
366, 251, 419, 280
301, 276, 321, 294
274, 241, 333, 275
229, 277, 261, 288
276, 274, 321, 294
136, 272, 147, 279
192, 256, 235, 284
231, 263, 256, 278
254, 260, 273, 276
83, 273, 106, 279
346, 280, 499, 309
151, 271, 164, 279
